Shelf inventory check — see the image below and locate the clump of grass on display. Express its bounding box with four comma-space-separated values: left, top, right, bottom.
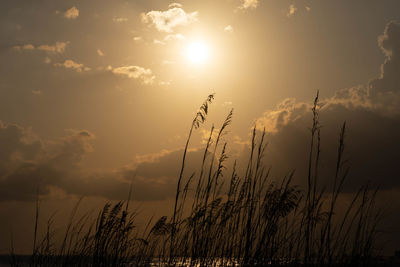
14, 92, 383, 266
162, 92, 382, 266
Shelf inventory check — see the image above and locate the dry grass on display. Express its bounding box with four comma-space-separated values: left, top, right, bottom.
10, 93, 383, 266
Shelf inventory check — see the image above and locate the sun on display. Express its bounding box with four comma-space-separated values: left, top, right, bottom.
186, 42, 209, 64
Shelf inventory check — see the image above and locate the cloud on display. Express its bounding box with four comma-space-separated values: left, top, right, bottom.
111, 65, 155, 85
255, 98, 309, 133
287, 4, 297, 17
237, 0, 259, 11
64, 6, 79, 19
133, 36, 143, 42
54, 59, 90, 72
141, 5, 198, 32
159, 81, 171, 86
0, 113, 233, 202
12, 42, 69, 54
12, 44, 34, 51
153, 39, 166, 45
37, 42, 69, 53
0, 121, 201, 202
253, 21, 400, 192
200, 129, 219, 144
2, 20, 399, 206
112, 17, 128, 23
31, 90, 42, 95
164, 33, 185, 42
370, 21, 400, 96
120, 148, 205, 200
77, 148, 201, 201
326, 21, 400, 116
162, 60, 175, 65
0, 122, 95, 201
224, 25, 234, 33
254, 97, 400, 192
168, 3, 183, 8
97, 49, 104, 56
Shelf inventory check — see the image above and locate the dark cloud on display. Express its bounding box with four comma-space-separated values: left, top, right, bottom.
0, 121, 202, 202
0, 125, 96, 201
0, 122, 41, 169
57, 148, 204, 202
255, 103, 400, 191
254, 21, 400, 192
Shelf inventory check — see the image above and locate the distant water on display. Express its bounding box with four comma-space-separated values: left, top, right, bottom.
1, 255, 398, 266
0, 255, 240, 266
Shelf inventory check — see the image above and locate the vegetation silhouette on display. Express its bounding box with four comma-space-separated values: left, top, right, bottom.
11, 93, 383, 266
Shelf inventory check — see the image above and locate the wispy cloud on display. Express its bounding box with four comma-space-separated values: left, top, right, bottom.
141, 5, 198, 32
31, 90, 42, 95
200, 128, 219, 144
112, 17, 128, 23
111, 65, 155, 85
153, 39, 166, 45
13, 42, 69, 54
37, 42, 69, 53
236, 0, 259, 11
12, 44, 35, 50
287, 4, 297, 17
224, 25, 234, 33
158, 81, 171, 86
54, 59, 90, 72
64, 6, 79, 19
133, 36, 143, 42
168, 3, 183, 9
164, 33, 185, 41
97, 49, 105, 56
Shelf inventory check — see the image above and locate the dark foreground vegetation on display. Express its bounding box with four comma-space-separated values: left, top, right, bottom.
8, 93, 385, 266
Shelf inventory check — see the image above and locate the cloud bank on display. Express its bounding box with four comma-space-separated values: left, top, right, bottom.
0, 121, 201, 202
253, 21, 400, 191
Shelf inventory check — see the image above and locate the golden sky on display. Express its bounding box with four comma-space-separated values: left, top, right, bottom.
1, 0, 400, 254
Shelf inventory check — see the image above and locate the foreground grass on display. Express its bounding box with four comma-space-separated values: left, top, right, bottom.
10, 93, 383, 266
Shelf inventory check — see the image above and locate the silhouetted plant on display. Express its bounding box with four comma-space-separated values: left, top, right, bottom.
19, 92, 384, 267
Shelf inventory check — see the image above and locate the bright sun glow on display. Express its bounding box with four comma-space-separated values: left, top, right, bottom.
186, 42, 209, 64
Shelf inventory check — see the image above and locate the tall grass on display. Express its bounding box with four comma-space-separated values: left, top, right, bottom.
12, 93, 383, 266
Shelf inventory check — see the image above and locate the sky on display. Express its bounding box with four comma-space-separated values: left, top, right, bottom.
0, 0, 400, 254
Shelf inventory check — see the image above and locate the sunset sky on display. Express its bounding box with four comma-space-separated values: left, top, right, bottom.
1, 0, 400, 254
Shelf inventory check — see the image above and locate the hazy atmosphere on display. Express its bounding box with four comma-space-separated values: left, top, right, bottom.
1, 0, 400, 263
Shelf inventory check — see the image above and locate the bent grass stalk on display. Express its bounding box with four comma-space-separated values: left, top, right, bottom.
20, 92, 383, 267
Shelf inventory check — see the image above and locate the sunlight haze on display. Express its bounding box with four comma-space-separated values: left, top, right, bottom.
0, 0, 400, 260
